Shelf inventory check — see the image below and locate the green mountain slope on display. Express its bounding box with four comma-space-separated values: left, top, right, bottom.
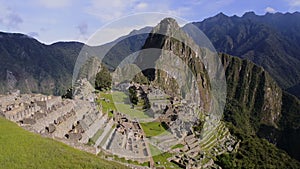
191, 12, 300, 98
0, 32, 83, 95
0, 117, 128, 169
220, 53, 300, 166
109, 18, 300, 167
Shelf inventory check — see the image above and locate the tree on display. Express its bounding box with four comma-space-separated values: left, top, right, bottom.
95, 65, 112, 91
62, 87, 73, 99
128, 86, 138, 105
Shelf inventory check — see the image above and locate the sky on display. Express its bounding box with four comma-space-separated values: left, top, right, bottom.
0, 0, 299, 45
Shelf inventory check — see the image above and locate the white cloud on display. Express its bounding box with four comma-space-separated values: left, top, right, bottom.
35, 0, 72, 8
86, 13, 188, 46
265, 7, 276, 13
86, 0, 138, 22
85, 0, 187, 23
135, 2, 148, 10
287, 0, 300, 7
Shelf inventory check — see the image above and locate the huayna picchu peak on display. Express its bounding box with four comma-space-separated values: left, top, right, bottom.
0, 10, 300, 169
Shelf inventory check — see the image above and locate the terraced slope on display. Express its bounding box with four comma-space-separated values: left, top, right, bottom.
0, 117, 128, 169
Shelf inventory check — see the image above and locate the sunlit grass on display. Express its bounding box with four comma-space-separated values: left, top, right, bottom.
98, 91, 150, 119
148, 144, 181, 169
0, 118, 128, 169
140, 122, 168, 137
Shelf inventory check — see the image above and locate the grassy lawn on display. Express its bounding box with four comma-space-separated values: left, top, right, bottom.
97, 92, 116, 114
148, 144, 181, 169
140, 122, 168, 137
98, 91, 150, 120
171, 144, 184, 149
0, 118, 128, 169
115, 103, 150, 119
111, 91, 129, 103
112, 91, 150, 119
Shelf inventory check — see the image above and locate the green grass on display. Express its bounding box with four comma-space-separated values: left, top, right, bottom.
0, 118, 128, 169
111, 91, 129, 103
171, 144, 184, 149
148, 144, 181, 169
112, 91, 150, 119
89, 129, 104, 145
111, 155, 150, 167
98, 91, 150, 119
140, 122, 168, 137
97, 92, 117, 114
115, 103, 150, 119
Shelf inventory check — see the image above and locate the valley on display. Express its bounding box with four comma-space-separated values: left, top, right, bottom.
0, 11, 300, 169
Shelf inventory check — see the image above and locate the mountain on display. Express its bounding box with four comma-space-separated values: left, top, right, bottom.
2, 12, 300, 99
110, 17, 300, 167
220, 53, 300, 164
0, 13, 300, 168
0, 27, 151, 95
191, 12, 300, 98
0, 32, 83, 95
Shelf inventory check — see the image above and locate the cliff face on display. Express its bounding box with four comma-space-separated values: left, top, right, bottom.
221, 53, 300, 161
136, 17, 289, 138
137, 18, 300, 166
221, 53, 282, 128
137, 18, 214, 114
192, 12, 300, 99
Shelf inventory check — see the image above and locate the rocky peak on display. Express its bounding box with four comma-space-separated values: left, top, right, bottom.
152, 18, 180, 33
242, 11, 257, 18
215, 12, 228, 18
138, 17, 218, 115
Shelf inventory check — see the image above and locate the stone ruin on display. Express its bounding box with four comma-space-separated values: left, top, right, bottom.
0, 79, 238, 169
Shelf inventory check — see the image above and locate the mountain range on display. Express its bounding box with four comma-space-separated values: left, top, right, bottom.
192, 11, 300, 98
0, 12, 300, 168
0, 32, 83, 95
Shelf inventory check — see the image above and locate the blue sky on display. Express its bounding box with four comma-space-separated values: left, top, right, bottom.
0, 0, 299, 45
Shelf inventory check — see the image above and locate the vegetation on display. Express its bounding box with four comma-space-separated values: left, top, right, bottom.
148, 144, 181, 169
114, 103, 150, 119
62, 87, 73, 99
215, 54, 300, 167
96, 91, 116, 116
171, 144, 184, 149
0, 117, 128, 169
216, 123, 300, 168
276, 92, 300, 160
0, 33, 83, 95
132, 73, 149, 85
97, 151, 149, 167
95, 65, 112, 91
128, 86, 138, 105
97, 91, 150, 119
195, 12, 300, 91
89, 129, 104, 146
141, 122, 169, 137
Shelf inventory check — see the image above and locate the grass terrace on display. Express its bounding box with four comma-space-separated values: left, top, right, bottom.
0, 118, 128, 169
98, 91, 150, 119
140, 121, 169, 137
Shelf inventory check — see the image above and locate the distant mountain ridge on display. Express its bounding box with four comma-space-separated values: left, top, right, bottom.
0, 27, 151, 95
0, 32, 83, 95
192, 11, 300, 98
0, 13, 300, 168
1, 11, 300, 98
107, 17, 300, 168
